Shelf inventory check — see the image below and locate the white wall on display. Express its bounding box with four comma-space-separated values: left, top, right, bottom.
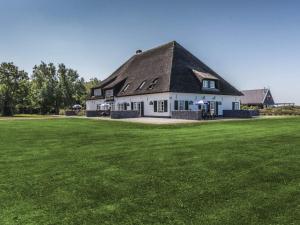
86, 92, 241, 117
86, 99, 105, 111
114, 92, 171, 117
170, 92, 241, 115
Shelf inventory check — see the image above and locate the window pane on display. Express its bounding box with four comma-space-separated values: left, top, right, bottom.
179, 100, 184, 110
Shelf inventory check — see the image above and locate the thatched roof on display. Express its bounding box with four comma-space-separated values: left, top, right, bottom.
241, 89, 275, 105
94, 41, 242, 97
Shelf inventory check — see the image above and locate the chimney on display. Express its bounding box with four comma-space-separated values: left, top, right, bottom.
136, 49, 142, 54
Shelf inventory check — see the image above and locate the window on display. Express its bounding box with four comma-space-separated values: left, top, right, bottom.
118, 103, 128, 111
232, 102, 240, 110
105, 89, 113, 97
148, 78, 159, 89
203, 80, 209, 88
137, 81, 146, 90
158, 101, 164, 112
131, 102, 140, 111
203, 80, 216, 89
94, 88, 102, 96
110, 103, 115, 111
174, 100, 189, 111
154, 100, 168, 112
122, 84, 130, 92
179, 100, 184, 110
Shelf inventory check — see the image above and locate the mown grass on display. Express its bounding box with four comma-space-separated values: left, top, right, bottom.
0, 117, 299, 225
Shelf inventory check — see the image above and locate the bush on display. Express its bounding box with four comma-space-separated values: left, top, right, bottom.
260, 106, 300, 116
241, 105, 259, 110
59, 109, 66, 115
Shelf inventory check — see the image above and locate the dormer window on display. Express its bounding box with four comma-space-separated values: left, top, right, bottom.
93, 88, 102, 96
122, 84, 130, 92
203, 80, 216, 89
148, 78, 159, 90
203, 80, 209, 88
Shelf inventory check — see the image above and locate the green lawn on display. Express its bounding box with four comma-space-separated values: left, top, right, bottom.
0, 117, 299, 225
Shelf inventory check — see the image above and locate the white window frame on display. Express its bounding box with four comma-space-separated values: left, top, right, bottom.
133, 102, 139, 111
94, 88, 102, 96
203, 80, 217, 89
105, 89, 113, 97
157, 100, 164, 112
233, 102, 240, 110
203, 80, 209, 88
138, 81, 146, 90
179, 100, 185, 110
122, 84, 130, 92
118, 103, 125, 111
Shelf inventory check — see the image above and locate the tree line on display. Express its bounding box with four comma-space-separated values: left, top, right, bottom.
0, 62, 100, 116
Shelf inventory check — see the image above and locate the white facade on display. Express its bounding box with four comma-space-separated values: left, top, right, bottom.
86, 92, 241, 117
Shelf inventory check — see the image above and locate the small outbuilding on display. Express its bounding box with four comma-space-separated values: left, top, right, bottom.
241, 88, 275, 108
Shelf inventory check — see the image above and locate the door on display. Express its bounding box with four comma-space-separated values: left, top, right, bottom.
134, 102, 144, 117
140, 102, 144, 116
217, 102, 223, 116
209, 101, 216, 115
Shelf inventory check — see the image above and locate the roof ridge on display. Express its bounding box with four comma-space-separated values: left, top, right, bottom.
136, 41, 176, 56
242, 88, 269, 91
168, 41, 177, 92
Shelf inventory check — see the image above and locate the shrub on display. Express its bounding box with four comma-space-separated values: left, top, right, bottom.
260, 106, 300, 116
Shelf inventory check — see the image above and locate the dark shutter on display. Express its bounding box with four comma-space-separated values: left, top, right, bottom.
164, 100, 168, 112
141, 102, 144, 116
232, 102, 235, 110
124, 103, 127, 110
131, 102, 133, 110
174, 100, 178, 110
185, 101, 189, 110
154, 101, 157, 112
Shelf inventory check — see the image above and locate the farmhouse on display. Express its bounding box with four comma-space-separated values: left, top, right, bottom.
86, 41, 243, 118
241, 88, 275, 108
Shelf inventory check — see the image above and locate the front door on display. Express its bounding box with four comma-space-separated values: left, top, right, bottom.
209, 101, 216, 115
217, 102, 223, 116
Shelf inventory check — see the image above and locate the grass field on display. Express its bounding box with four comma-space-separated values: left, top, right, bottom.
0, 117, 299, 225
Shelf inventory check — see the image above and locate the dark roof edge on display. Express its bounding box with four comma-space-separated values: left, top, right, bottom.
174, 42, 243, 96
92, 55, 136, 89
134, 40, 176, 57
116, 90, 243, 98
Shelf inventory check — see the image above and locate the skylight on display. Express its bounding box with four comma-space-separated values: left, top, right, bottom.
122, 84, 130, 92
148, 78, 159, 90
137, 80, 146, 90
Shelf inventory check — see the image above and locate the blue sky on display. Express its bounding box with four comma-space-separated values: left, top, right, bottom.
1, 0, 300, 104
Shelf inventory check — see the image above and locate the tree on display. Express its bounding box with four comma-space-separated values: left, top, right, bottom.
57, 64, 86, 109
31, 62, 87, 114
31, 62, 60, 114
0, 62, 29, 116
84, 77, 101, 98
